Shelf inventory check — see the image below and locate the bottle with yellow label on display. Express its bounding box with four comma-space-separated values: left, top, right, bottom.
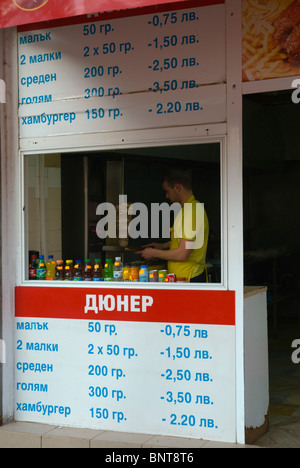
93, 259, 103, 281
64, 259, 73, 281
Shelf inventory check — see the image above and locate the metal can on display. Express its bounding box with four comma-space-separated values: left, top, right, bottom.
158, 269, 167, 282
149, 270, 158, 282
165, 273, 177, 282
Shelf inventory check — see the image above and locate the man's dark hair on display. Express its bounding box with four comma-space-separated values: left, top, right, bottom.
163, 167, 192, 190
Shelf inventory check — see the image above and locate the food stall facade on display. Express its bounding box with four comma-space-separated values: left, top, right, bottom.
2, 0, 288, 445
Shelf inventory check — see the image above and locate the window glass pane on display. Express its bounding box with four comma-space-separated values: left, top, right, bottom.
25, 142, 221, 283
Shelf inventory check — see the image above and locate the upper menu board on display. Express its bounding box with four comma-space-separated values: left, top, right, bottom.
18, 2, 226, 139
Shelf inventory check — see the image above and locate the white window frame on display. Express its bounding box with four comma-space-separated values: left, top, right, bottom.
19, 123, 227, 290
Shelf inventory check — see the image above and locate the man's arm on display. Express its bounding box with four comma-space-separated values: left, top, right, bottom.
139, 238, 192, 262
142, 241, 170, 250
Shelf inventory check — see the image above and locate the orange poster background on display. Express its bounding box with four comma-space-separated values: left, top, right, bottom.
242, 0, 300, 81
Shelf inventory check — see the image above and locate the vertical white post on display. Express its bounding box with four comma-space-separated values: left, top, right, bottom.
39, 155, 47, 259
0, 27, 19, 424
226, 1, 245, 444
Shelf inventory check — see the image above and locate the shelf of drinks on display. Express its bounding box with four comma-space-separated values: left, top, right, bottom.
28, 252, 183, 283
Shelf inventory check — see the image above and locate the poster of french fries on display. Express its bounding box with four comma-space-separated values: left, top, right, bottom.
242, 0, 300, 81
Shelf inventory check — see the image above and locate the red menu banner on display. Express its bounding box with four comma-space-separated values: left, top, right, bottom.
15, 286, 235, 325
0, 0, 222, 29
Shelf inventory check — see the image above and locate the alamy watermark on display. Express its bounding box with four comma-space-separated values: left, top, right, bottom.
291, 339, 300, 363
95, 195, 205, 248
291, 79, 300, 104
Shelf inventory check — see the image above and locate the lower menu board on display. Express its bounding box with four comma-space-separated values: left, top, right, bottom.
15, 286, 236, 442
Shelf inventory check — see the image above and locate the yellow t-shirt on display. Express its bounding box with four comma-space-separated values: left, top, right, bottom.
168, 195, 209, 281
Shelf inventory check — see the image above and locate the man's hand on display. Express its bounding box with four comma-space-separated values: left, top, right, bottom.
138, 247, 157, 260
137, 239, 191, 262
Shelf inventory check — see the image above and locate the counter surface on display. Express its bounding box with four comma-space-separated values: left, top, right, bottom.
244, 286, 267, 299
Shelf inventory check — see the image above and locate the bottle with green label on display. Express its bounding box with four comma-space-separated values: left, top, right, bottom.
103, 258, 113, 281
36, 255, 46, 280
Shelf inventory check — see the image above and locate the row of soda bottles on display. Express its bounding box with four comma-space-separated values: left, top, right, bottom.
29, 254, 103, 281
29, 254, 177, 282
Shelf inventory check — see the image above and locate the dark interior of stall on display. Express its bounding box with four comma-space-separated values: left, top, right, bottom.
60, 143, 222, 282
243, 89, 300, 441
243, 89, 300, 328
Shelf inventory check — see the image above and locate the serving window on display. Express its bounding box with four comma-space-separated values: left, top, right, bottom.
23, 141, 224, 285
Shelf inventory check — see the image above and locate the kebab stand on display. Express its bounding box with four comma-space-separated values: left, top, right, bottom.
0, 0, 276, 445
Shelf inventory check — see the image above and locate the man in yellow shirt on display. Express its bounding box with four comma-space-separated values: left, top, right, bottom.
139, 167, 209, 282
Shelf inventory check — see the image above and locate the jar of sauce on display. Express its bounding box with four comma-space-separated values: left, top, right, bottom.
130, 266, 139, 282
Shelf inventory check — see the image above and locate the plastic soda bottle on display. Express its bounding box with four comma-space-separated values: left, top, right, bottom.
55, 260, 64, 280
73, 260, 83, 281
139, 265, 149, 282
46, 255, 56, 280
36, 255, 46, 280
64, 260, 73, 281
29, 254, 37, 280
103, 259, 113, 281
93, 259, 103, 281
113, 256, 123, 281
84, 259, 93, 281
